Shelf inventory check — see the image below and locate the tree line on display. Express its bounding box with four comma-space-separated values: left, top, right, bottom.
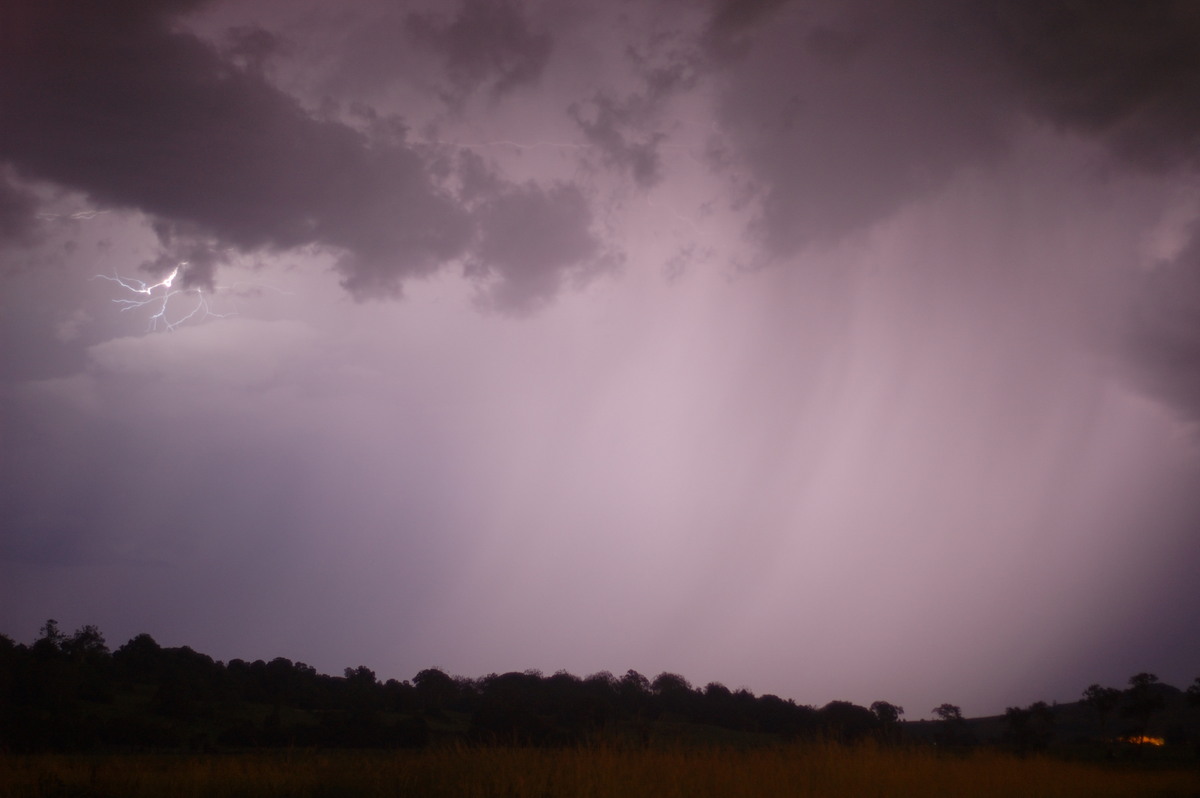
0, 621, 896, 751
1, 621, 1196, 753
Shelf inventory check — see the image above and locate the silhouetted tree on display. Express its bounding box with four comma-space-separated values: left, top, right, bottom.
1186, 677, 1200, 758
620, 669, 650, 693
343, 665, 379, 715
581, 670, 618, 728
151, 646, 223, 722
700, 682, 745, 729
870, 700, 904, 725
756, 694, 818, 739
870, 701, 904, 743
468, 671, 557, 745
344, 665, 377, 687
114, 633, 164, 684
412, 667, 458, 714
33, 619, 65, 656
650, 672, 695, 719
1081, 683, 1122, 738
1003, 701, 1054, 754
64, 625, 113, 702
932, 703, 971, 747
254, 657, 320, 709
617, 669, 652, 720
382, 678, 418, 714
1122, 673, 1165, 736
63, 626, 106, 660
819, 701, 878, 742
0, 633, 17, 749
28, 619, 74, 718
544, 670, 606, 742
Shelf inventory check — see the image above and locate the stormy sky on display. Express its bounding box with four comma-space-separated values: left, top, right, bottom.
2, 0, 1198, 718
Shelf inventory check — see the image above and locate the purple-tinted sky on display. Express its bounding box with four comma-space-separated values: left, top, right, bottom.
2, 0, 1199, 718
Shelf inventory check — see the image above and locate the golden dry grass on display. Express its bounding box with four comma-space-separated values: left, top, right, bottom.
3, 742, 1198, 798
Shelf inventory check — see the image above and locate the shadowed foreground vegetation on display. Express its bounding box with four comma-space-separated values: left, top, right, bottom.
4, 744, 1199, 798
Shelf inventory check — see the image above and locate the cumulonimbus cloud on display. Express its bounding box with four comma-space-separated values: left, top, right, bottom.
0, 0, 603, 313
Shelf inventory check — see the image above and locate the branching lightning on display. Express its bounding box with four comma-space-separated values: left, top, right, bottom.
94, 263, 230, 332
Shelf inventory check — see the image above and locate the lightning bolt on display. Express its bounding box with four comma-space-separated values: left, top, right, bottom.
409, 137, 587, 153
94, 263, 231, 332
37, 209, 111, 221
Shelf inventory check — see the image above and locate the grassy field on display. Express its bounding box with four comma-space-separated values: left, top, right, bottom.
3, 743, 1198, 798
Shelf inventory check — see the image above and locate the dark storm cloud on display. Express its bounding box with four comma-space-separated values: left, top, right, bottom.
569, 94, 665, 188
702, 0, 796, 61
702, 0, 1200, 254
566, 23, 704, 190
466, 178, 610, 315
446, 149, 613, 314
1125, 236, 1200, 420
0, 170, 39, 247
0, 0, 612, 307
987, 0, 1200, 421
0, 0, 471, 293
991, 0, 1200, 173
625, 28, 701, 100
220, 25, 287, 76
142, 225, 228, 291
406, 0, 553, 105
708, 2, 1011, 257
